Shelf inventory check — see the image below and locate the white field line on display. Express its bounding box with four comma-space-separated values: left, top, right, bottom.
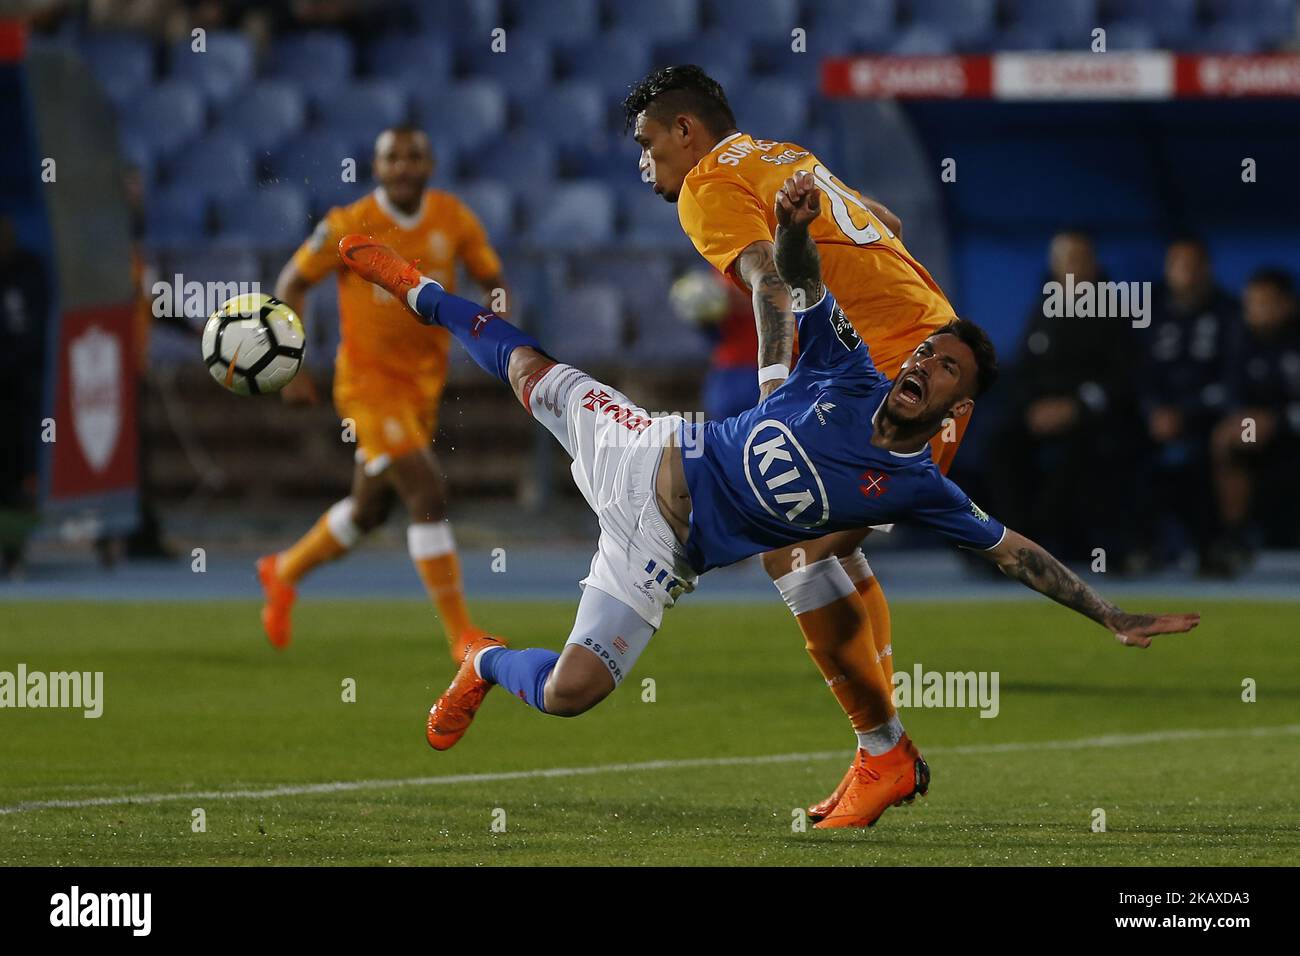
2, 723, 1296, 816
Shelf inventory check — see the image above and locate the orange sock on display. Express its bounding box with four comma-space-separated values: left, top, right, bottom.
841, 549, 893, 683
277, 498, 359, 584
774, 556, 895, 733
408, 522, 475, 645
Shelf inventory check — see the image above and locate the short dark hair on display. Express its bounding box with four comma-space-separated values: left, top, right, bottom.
1166, 232, 1209, 255
934, 318, 999, 398
622, 65, 737, 138
1246, 266, 1295, 297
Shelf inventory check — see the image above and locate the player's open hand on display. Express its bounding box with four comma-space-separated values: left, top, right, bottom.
775, 170, 821, 230
1108, 611, 1201, 648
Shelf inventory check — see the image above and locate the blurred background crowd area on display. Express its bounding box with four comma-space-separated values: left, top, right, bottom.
2, 0, 1299, 577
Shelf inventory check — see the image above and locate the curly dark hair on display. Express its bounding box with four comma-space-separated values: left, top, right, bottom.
622, 65, 737, 138
933, 318, 999, 398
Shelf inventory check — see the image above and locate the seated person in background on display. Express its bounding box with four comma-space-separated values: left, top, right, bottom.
1137, 236, 1236, 572
1209, 267, 1300, 575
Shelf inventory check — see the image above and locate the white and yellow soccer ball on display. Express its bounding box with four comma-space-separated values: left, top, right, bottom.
668, 269, 730, 326
201, 293, 305, 395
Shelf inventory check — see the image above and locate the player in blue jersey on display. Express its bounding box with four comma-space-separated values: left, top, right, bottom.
335, 172, 1200, 829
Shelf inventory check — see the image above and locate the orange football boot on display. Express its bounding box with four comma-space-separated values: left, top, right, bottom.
337, 234, 426, 312
808, 763, 856, 823
426, 634, 507, 751
256, 554, 296, 650
450, 626, 491, 667
813, 735, 930, 829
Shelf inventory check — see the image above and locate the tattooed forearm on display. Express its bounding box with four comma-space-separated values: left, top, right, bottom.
773, 221, 825, 306
998, 544, 1154, 630
736, 241, 795, 371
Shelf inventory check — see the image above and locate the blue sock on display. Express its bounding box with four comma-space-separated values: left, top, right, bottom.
413, 281, 544, 384
477, 646, 559, 714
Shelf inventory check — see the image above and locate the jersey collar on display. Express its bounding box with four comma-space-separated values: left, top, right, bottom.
374, 187, 426, 230
708, 131, 745, 154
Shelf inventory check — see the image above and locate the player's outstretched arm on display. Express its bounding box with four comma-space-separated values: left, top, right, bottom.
984, 529, 1200, 647
734, 242, 794, 399
773, 170, 825, 307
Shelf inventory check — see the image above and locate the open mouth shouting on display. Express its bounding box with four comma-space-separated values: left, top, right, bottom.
895, 370, 927, 408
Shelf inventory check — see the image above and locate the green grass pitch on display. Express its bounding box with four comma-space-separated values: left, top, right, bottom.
1, 598, 1296, 866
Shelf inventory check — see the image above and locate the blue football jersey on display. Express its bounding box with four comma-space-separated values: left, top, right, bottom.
679, 290, 1006, 572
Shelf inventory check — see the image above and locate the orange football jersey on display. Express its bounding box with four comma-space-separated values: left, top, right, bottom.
677, 132, 956, 379
292, 188, 502, 382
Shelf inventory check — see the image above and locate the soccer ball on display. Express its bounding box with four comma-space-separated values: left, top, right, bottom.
669, 270, 730, 326
201, 293, 305, 395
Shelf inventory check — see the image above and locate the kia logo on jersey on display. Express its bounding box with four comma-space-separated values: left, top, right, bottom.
742, 419, 829, 528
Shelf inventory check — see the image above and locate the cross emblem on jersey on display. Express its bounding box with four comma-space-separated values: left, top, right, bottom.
860, 470, 888, 498
581, 388, 612, 411
470, 312, 493, 338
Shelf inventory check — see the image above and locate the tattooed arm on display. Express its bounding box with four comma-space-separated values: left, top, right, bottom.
773, 169, 825, 307
985, 529, 1200, 647
734, 240, 794, 399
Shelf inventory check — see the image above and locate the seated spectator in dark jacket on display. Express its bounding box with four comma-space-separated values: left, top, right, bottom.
990, 230, 1142, 566
1137, 237, 1236, 570
1209, 268, 1300, 574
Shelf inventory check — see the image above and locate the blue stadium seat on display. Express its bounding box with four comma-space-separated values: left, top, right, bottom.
364, 35, 453, 86
456, 181, 515, 245
727, 80, 808, 134
908, 0, 996, 49
705, 0, 799, 38
608, 0, 699, 41
618, 186, 688, 251
525, 181, 614, 250
654, 34, 751, 93
560, 132, 642, 186
507, 0, 599, 39
118, 133, 158, 185
543, 283, 625, 364
267, 132, 369, 215
144, 185, 209, 248
516, 82, 605, 140
168, 31, 253, 104
457, 37, 553, 92
214, 185, 312, 251
750, 34, 854, 83
1204, 0, 1296, 46
81, 32, 154, 109
313, 81, 410, 151
120, 81, 206, 160
411, 82, 507, 150
269, 32, 354, 95
159, 246, 262, 322
168, 135, 255, 199
1190, 22, 1274, 53
212, 81, 305, 153
807, 0, 898, 47
1106, 0, 1199, 46
994, 26, 1059, 51
466, 132, 557, 185
888, 25, 955, 55
410, 0, 500, 35
556, 30, 651, 96
1101, 22, 1159, 49
1004, 0, 1098, 47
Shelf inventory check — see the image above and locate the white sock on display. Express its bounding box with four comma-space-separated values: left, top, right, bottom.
406, 277, 439, 312
857, 714, 905, 755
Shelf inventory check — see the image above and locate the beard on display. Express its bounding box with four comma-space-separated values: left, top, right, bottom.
880, 391, 947, 435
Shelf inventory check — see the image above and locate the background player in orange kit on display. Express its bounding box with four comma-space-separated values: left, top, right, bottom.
625, 66, 966, 820
257, 125, 510, 661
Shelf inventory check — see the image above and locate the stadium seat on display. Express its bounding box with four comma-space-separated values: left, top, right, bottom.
654, 34, 751, 93
806, 0, 898, 48
466, 132, 557, 185
159, 246, 262, 322
908, 0, 997, 50
705, 0, 799, 38
364, 35, 453, 86
1105, 0, 1199, 46
457, 37, 553, 92
507, 0, 599, 40
555, 30, 651, 95
516, 82, 605, 140
120, 80, 206, 160
456, 181, 515, 244
214, 185, 312, 251
1190, 23, 1274, 53
269, 32, 354, 95
80, 32, 154, 109
751, 35, 855, 83
1004, 0, 1098, 47
888, 26, 956, 55
118, 133, 158, 186
524, 181, 615, 250
993, 26, 1059, 51
267, 132, 369, 215
144, 185, 210, 248
410, 81, 507, 150
168, 31, 254, 104
410, 0, 500, 36
608, 0, 699, 41
618, 186, 688, 251
542, 283, 625, 364
212, 81, 306, 153
313, 81, 410, 151
167, 135, 255, 200
727, 79, 809, 133
558, 132, 641, 185
1101, 22, 1159, 49
1204, 0, 1296, 46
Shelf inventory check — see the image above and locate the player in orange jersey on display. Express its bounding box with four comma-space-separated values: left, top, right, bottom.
257, 126, 509, 662
625, 66, 964, 822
